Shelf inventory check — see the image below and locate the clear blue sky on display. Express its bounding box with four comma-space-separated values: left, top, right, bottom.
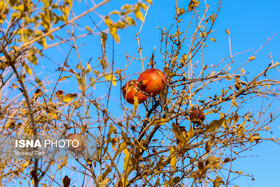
37, 0, 280, 186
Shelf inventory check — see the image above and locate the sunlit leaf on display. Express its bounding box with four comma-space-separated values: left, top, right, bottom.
225, 29, 230, 35
172, 123, 187, 144
63, 93, 77, 103
59, 75, 72, 81
126, 17, 136, 26
104, 74, 117, 86
123, 150, 131, 185
170, 146, 176, 171
187, 0, 199, 12
100, 178, 110, 186
248, 56, 255, 61
135, 9, 144, 21
231, 98, 238, 107
206, 118, 226, 132
210, 38, 216, 42
151, 118, 169, 126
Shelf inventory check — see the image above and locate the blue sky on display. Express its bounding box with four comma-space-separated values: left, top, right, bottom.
34, 0, 280, 186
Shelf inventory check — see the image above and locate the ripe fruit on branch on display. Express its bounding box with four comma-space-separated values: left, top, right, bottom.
190, 108, 205, 125
122, 80, 148, 104
66, 134, 86, 154
138, 68, 167, 96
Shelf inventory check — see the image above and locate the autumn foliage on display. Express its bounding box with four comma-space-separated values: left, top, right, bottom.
0, 0, 279, 186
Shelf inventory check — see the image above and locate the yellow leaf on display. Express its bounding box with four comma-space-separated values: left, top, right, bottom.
240, 68, 245, 74
170, 146, 176, 171
231, 98, 238, 107
232, 113, 239, 125
210, 38, 216, 42
151, 118, 169, 126
100, 178, 109, 187
76, 75, 86, 91
81, 125, 87, 133
133, 96, 139, 112
135, 9, 144, 21
123, 151, 131, 185
24, 64, 32, 75
145, 0, 152, 4
22, 161, 29, 168
226, 74, 231, 81
188, 124, 194, 137
107, 125, 117, 137
104, 74, 117, 86
59, 75, 72, 81
126, 17, 136, 26
206, 118, 226, 132
63, 93, 77, 103
115, 142, 127, 157
65, 0, 72, 8
48, 112, 58, 120
188, 0, 199, 12
172, 123, 186, 144
104, 17, 112, 28
225, 29, 230, 35
59, 155, 68, 169
109, 26, 119, 43
85, 26, 92, 32
248, 56, 255, 61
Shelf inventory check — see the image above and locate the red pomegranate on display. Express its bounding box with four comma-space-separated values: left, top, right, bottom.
122, 80, 148, 104
138, 68, 167, 96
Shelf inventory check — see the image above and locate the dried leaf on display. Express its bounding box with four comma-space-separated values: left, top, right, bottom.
133, 96, 139, 112
170, 146, 176, 171
231, 98, 238, 107
62, 175, 71, 187
206, 118, 226, 132
55, 90, 64, 101
248, 56, 255, 61
225, 29, 230, 35
210, 12, 215, 23
210, 38, 216, 42
32, 89, 42, 101
59, 75, 72, 81
63, 93, 77, 103
100, 178, 110, 187
188, 0, 199, 12
123, 150, 131, 185
151, 118, 169, 126
24, 64, 32, 75
172, 123, 187, 144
